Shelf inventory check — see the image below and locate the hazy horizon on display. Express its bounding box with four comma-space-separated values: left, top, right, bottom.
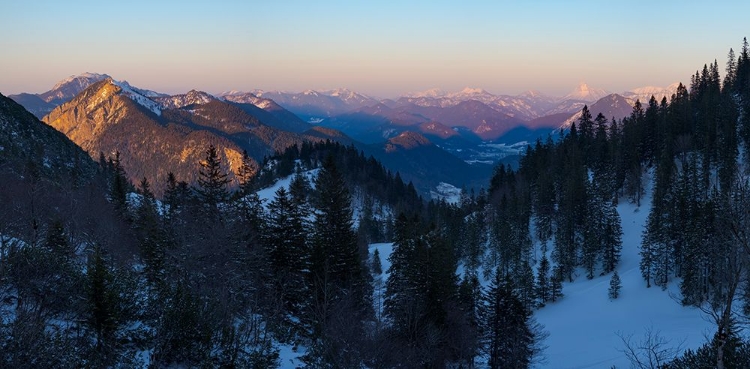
1, 1, 747, 98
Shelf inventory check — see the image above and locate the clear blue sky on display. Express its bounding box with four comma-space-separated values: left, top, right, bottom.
1, 0, 748, 97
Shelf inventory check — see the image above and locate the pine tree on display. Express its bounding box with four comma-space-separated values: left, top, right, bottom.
424, 228, 459, 325
87, 244, 121, 351
371, 248, 382, 275
384, 213, 426, 333
481, 271, 534, 369
109, 151, 129, 215
135, 177, 166, 285
535, 252, 551, 306
578, 105, 594, 159
265, 186, 308, 315
197, 144, 230, 218
550, 265, 564, 302
640, 226, 656, 288
608, 270, 622, 300
236, 149, 256, 196
310, 154, 370, 334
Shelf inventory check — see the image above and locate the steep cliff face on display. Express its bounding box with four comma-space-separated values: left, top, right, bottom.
44, 80, 136, 148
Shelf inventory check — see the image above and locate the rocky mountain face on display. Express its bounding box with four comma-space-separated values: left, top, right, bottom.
41, 79, 326, 195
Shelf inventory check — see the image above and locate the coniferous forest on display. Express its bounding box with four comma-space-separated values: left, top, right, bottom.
3, 39, 750, 368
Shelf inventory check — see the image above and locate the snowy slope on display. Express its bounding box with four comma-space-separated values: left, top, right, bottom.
534, 190, 715, 368
112, 80, 162, 116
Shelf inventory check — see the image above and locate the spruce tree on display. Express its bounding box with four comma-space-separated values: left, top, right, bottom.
608, 270, 622, 300
196, 144, 230, 218
424, 228, 459, 325
87, 244, 121, 351
134, 177, 166, 286
236, 149, 256, 196
550, 265, 564, 302
481, 271, 534, 369
371, 248, 382, 275
310, 154, 370, 334
265, 186, 307, 315
535, 252, 551, 306
384, 213, 425, 333
109, 151, 129, 215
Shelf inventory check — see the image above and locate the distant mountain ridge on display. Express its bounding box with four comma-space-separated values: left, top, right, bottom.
8, 72, 111, 118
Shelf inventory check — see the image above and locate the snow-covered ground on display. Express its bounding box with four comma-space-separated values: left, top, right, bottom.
534, 194, 715, 368
277, 343, 307, 369
365, 193, 717, 368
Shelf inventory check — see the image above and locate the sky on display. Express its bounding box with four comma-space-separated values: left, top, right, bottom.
1, 0, 748, 98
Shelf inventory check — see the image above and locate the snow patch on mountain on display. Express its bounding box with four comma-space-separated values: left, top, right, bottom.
220, 91, 277, 110
112, 80, 162, 116
430, 182, 462, 204
156, 90, 216, 109
117, 80, 166, 98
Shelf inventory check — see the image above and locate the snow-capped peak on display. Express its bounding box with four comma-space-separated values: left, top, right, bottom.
51, 72, 110, 91
404, 88, 446, 98
563, 82, 609, 102
452, 87, 492, 97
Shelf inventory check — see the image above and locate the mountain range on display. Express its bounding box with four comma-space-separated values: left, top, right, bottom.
244, 82, 680, 146
39, 78, 337, 195
6, 73, 682, 197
